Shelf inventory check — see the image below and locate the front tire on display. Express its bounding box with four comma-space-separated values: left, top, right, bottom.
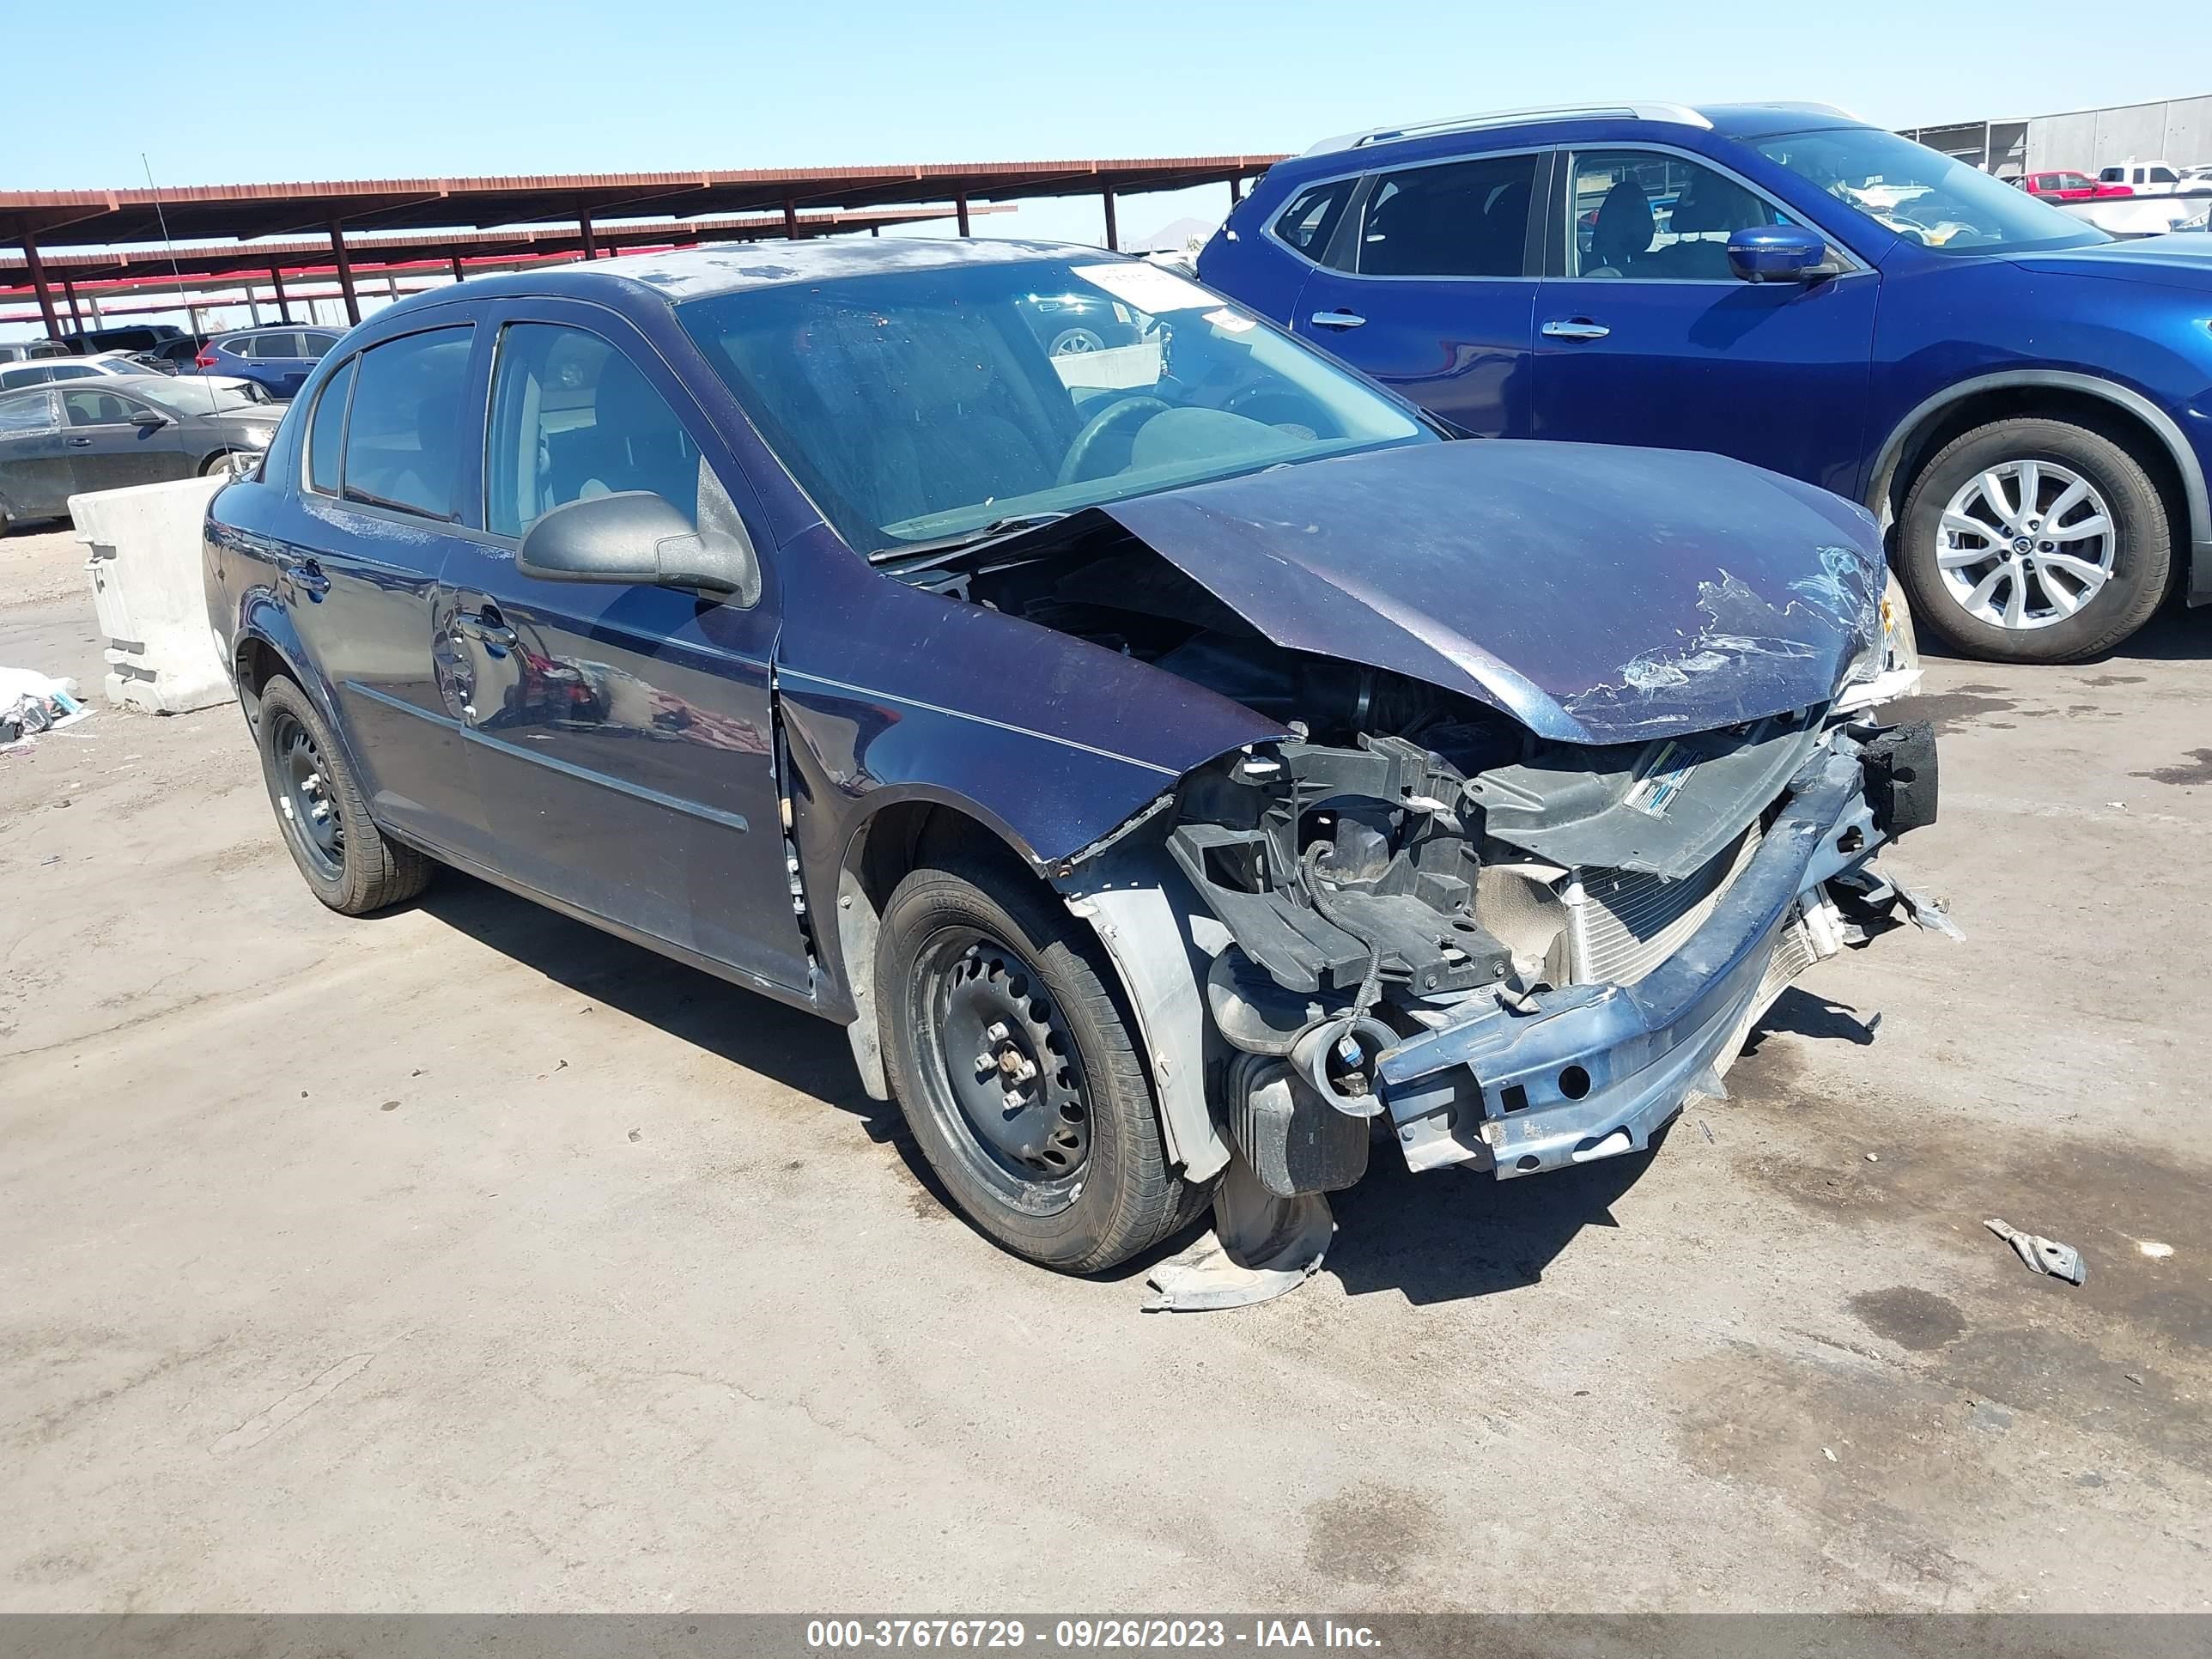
876, 859, 1206, 1273
256, 675, 432, 915
1897, 416, 2170, 663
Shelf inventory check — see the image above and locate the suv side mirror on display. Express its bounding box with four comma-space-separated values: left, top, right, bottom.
1727, 224, 1832, 283
517, 490, 761, 605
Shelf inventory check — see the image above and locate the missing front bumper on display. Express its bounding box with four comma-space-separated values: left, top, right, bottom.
1380, 742, 1904, 1179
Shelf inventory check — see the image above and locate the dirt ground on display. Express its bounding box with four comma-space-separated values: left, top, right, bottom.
2, 519, 2208, 1613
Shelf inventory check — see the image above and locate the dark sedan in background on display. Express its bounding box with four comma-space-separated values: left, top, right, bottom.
0, 375, 280, 531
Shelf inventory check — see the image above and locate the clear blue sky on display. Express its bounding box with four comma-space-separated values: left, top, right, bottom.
3, 0, 2203, 331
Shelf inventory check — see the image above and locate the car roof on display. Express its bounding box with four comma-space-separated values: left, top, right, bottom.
389, 237, 1122, 313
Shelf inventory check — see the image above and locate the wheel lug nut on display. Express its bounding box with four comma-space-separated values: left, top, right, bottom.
984, 1021, 1010, 1044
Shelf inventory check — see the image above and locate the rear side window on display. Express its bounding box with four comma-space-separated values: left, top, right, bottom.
0, 390, 58, 433
484, 322, 700, 538
341, 325, 474, 519
1271, 179, 1356, 266
306, 356, 355, 495
1359, 152, 1538, 277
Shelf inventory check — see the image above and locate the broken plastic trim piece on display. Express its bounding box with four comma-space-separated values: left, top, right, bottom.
1143, 1154, 1334, 1311
1985, 1218, 2086, 1285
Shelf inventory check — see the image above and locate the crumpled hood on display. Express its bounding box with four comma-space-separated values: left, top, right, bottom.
2011, 233, 2212, 294
1093, 440, 1885, 744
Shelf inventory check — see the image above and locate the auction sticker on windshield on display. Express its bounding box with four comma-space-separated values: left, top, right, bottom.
1073, 263, 1219, 313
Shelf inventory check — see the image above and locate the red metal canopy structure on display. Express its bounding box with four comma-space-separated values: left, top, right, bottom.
0, 154, 1281, 337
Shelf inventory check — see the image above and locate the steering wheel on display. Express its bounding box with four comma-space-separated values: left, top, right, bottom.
1057, 395, 1173, 487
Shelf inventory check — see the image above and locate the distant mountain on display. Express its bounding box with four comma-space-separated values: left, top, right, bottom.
1126, 216, 1219, 253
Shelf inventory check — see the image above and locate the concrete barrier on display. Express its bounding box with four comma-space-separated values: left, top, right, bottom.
70, 475, 237, 715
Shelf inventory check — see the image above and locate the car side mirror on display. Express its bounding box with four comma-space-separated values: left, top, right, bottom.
1727, 224, 1832, 283
131, 408, 170, 428
516, 490, 761, 605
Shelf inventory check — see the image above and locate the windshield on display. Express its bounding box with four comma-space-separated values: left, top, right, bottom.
678, 256, 1432, 555
133, 376, 273, 416
1758, 127, 2110, 254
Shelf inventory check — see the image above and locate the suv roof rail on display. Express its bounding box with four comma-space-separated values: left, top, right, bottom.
1304, 101, 1714, 156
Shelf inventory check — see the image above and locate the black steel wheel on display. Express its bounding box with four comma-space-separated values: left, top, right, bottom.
254, 675, 432, 915
916, 929, 1093, 1203
877, 856, 1209, 1273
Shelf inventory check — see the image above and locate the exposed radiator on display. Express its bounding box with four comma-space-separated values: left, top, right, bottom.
1567, 828, 1759, 986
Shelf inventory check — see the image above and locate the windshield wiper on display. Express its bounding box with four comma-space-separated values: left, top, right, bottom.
868, 511, 1071, 566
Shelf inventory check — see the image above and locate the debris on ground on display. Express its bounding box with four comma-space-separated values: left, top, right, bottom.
0, 668, 90, 749
1698, 1119, 1715, 1145
1892, 880, 1966, 940
1984, 1218, 2087, 1285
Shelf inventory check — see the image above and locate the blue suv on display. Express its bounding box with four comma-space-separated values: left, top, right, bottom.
194, 326, 343, 399
1198, 101, 2212, 664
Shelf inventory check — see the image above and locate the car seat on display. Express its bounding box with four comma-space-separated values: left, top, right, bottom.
1583, 180, 1656, 276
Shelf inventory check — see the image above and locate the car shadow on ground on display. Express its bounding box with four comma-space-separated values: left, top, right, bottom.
1913, 598, 2208, 665
412, 872, 1877, 1309
414, 870, 902, 1139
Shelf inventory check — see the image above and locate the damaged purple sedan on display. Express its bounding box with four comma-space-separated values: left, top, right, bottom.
204, 240, 1945, 1305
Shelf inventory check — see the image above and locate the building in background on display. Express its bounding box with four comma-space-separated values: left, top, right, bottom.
1904, 94, 2211, 178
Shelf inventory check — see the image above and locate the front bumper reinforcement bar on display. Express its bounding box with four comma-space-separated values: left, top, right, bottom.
1380, 745, 1879, 1177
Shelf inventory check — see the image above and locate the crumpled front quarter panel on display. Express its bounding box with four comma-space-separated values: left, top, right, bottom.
773, 527, 1283, 870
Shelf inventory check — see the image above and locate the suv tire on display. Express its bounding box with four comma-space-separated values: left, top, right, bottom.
1898, 416, 2170, 663
877, 857, 1209, 1273
256, 675, 432, 915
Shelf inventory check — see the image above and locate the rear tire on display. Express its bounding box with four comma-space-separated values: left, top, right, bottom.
877, 858, 1207, 1273
1897, 416, 2170, 663
255, 675, 431, 915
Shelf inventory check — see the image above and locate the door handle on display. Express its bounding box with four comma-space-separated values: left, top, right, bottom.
276, 553, 331, 595
1541, 319, 1612, 341
456, 607, 518, 649
1309, 309, 1367, 330
67, 436, 94, 447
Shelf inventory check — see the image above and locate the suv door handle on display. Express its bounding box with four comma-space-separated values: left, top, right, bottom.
456, 606, 517, 649
1541, 319, 1611, 341
1309, 309, 1367, 330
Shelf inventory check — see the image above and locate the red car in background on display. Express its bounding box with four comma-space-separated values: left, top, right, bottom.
2016, 169, 2098, 200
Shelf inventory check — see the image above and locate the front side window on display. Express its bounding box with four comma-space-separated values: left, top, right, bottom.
46, 363, 96, 382
0, 390, 58, 434
303, 332, 341, 355
484, 323, 701, 538
1272, 179, 1356, 265
306, 356, 355, 495
342, 325, 473, 519
2149, 167, 2179, 185
1358, 152, 1536, 278
1760, 128, 2110, 253
63, 388, 149, 427
1568, 149, 1793, 279
678, 256, 1430, 556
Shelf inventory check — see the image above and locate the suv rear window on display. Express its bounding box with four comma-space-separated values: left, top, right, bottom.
1359, 153, 1537, 278
1271, 179, 1357, 267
